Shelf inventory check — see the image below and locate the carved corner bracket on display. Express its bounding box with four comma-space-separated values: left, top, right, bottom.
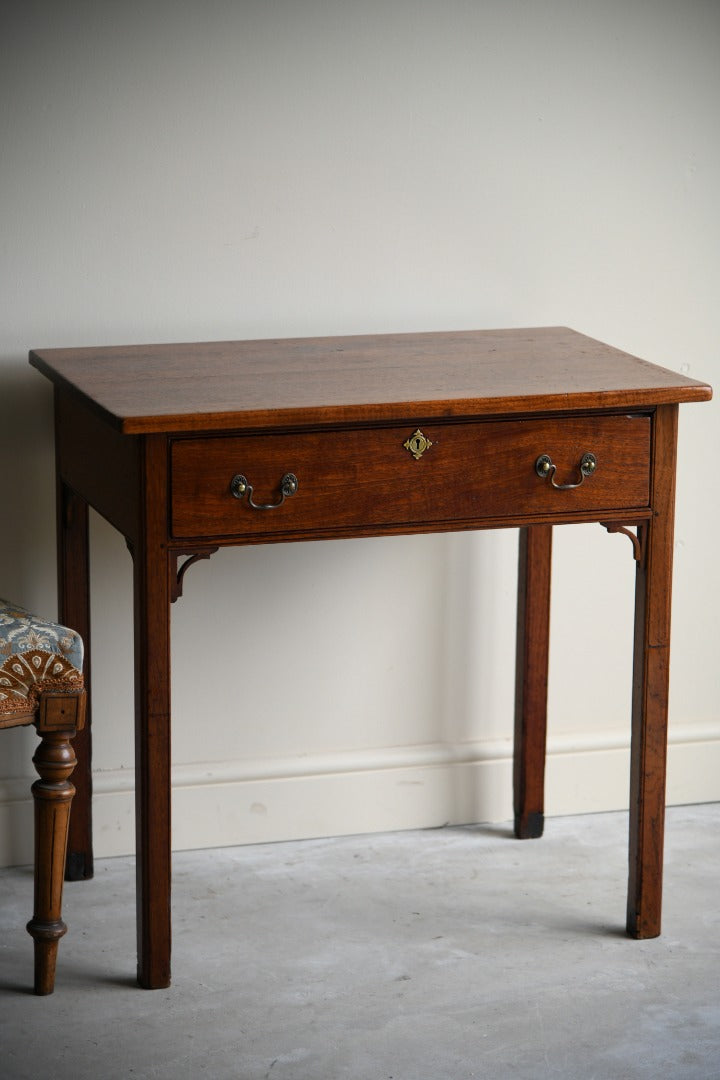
170, 547, 220, 603
600, 522, 644, 564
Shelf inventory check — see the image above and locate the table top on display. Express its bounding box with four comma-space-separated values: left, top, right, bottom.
30, 327, 711, 434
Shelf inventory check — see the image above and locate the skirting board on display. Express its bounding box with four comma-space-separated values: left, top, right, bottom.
1, 724, 719, 866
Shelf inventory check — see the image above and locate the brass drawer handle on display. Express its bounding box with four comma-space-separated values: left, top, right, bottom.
535, 452, 597, 490
230, 472, 299, 509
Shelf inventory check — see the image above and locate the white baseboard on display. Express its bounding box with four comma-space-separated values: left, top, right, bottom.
1, 723, 719, 866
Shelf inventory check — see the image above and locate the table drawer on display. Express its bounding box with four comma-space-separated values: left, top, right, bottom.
170, 414, 651, 540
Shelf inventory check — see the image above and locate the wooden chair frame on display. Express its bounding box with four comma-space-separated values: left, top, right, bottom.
2, 689, 85, 993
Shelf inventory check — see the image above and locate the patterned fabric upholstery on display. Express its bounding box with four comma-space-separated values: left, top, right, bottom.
0, 599, 84, 727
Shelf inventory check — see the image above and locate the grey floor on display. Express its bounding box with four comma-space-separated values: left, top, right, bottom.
1, 804, 719, 1080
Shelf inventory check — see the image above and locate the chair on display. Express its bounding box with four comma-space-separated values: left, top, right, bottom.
0, 599, 85, 994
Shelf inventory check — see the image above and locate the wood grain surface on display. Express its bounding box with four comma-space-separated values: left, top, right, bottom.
30, 327, 711, 433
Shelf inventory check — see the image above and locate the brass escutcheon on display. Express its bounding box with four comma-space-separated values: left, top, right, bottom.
404, 429, 432, 460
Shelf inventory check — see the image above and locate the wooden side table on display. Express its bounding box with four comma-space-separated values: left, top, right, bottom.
30, 326, 711, 989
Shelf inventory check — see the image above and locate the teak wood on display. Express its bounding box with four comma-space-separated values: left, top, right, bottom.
29, 327, 711, 990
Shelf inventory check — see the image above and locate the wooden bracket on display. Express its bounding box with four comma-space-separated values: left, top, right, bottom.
170, 547, 220, 602
600, 522, 644, 563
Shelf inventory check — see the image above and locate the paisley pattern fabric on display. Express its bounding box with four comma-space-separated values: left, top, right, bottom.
0, 599, 84, 725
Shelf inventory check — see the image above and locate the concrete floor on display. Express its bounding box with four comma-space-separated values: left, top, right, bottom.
1, 804, 719, 1080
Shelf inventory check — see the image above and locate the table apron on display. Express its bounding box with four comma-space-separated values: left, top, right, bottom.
170, 414, 651, 542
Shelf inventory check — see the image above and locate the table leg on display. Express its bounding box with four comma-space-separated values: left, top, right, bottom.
57, 479, 93, 881
513, 525, 552, 839
627, 404, 678, 939
133, 436, 172, 989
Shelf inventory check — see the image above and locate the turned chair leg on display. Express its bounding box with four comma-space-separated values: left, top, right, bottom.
26, 691, 84, 995
26, 730, 77, 994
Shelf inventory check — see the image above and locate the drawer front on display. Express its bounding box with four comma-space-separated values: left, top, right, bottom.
170, 415, 651, 540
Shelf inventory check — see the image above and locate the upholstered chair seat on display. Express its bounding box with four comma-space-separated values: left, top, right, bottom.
0, 599, 85, 994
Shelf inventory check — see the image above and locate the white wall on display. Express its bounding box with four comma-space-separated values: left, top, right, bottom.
1, 0, 718, 865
